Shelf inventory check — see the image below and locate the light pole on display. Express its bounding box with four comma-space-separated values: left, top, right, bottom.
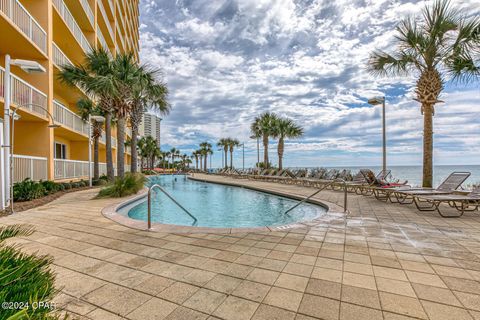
368, 96, 387, 175
10, 104, 59, 213
3, 55, 46, 209
250, 135, 259, 169
239, 143, 245, 171
88, 115, 106, 187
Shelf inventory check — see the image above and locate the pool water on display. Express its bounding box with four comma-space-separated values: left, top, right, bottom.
126, 175, 326, 228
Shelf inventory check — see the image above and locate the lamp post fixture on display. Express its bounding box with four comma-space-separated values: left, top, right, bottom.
10, 104, 59, 213
88, 115, 106, 187
368, 96, 387, 175
3, 55, 46, 209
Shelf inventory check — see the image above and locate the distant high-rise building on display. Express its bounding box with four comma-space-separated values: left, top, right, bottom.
139, 113, 162, 147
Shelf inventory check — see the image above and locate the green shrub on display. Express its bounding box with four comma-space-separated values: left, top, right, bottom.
97, 173, 146, 198
13, 178, 46, 202
0, 225, 64, 319
93, 179, 107, 186
56, 183, 65, 191
62, 182, 71, 190
99, 174, 108, 181
142, 169, 157, 175
41, 180, 59, 195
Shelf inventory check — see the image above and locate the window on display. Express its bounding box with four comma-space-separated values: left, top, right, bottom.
54, 142, 67, 159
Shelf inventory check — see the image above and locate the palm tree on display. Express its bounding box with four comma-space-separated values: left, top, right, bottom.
228, 138, 240, 169
59, 48, 116, 180
111, 53, 140, 178
76, 98, 104, 180
192, 151, 199, 170
368, 0, 480, 187
251, 112, 277, 169
272, 118, 304, 170
199, 142, 213, 171
169, 147, 177, 168
164, 151, 171, 169
217, 138, 230, 169
128, 65, 169, 173
137, 136, 160, 169
198, 151, 204, 171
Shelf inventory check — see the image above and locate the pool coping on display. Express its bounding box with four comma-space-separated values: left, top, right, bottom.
101, 174, 346, 234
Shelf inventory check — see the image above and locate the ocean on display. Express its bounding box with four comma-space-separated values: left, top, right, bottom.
321, 165, 480, 188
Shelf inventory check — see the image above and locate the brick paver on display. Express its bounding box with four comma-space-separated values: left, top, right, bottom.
2, 173, 480, 319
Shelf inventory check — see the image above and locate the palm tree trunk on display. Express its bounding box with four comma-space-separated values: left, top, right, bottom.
416, 68, 442, 188
204, 155, 208, 171
422, 105, 434, 188
278, 137, 284, 170
230, 150, 233, 169
105, 112, 114, 181
224, 149, 228, 169
116, 117, 126, 178
263, 134, 269, 168
94, 137, 99, 180
130, 126, 139, 173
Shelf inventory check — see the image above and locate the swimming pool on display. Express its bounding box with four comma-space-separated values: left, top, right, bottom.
124, 175, 327, 228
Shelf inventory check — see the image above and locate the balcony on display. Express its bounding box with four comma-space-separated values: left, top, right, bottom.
0, 0, 47, 54
52, 42, 73, 68
117, 28, 126, 52
79, 0, 94, 27
53, 0, 90, 53
13, 154, 48, 183
53, 100, 89, 136
97, 0, 114, 43
54, 158, 89, 179
54, 160, 128, 180
0, 66, 48, 118
97, 27, 112, 56
99, 131, 117, 148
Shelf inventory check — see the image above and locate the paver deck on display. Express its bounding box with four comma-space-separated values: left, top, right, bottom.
2, 173, 480, 320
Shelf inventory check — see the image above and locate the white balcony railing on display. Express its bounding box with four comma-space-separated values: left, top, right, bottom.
99, 131, 117, 148
117, 28, 126, 52
54, 159, 89, 179
0, 66, 48, 118
0, 0, 47, 53
13, 154, 48, 183
97, 27, 111, 55
98, 0, 114, 41
52, 0, 90, 53
79, 0, 93, 26
54, 160, 128, 179
52, 42, 73, 68
117, 8, 126, 36
106, 0, 114, 17
53, 100, 90, 136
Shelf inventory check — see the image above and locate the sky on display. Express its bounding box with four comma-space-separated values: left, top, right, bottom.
138, 0, 480, 169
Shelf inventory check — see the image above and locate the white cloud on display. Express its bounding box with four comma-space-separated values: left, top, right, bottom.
139, 0, 480, 167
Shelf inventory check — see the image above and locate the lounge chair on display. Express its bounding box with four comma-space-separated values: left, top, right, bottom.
390, 172, 471, 204
412, 186, 480, 217
355, 169, 399, 195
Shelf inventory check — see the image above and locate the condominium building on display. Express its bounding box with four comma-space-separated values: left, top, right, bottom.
139, 112, 162, 148
0, 0, 140, 187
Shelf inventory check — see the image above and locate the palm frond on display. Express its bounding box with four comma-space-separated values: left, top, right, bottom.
0, 225, 34, 242
368, 50, 416, 76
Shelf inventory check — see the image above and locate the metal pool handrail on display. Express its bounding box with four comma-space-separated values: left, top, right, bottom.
283, 178, 347, 215
147, 184, 198, 229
